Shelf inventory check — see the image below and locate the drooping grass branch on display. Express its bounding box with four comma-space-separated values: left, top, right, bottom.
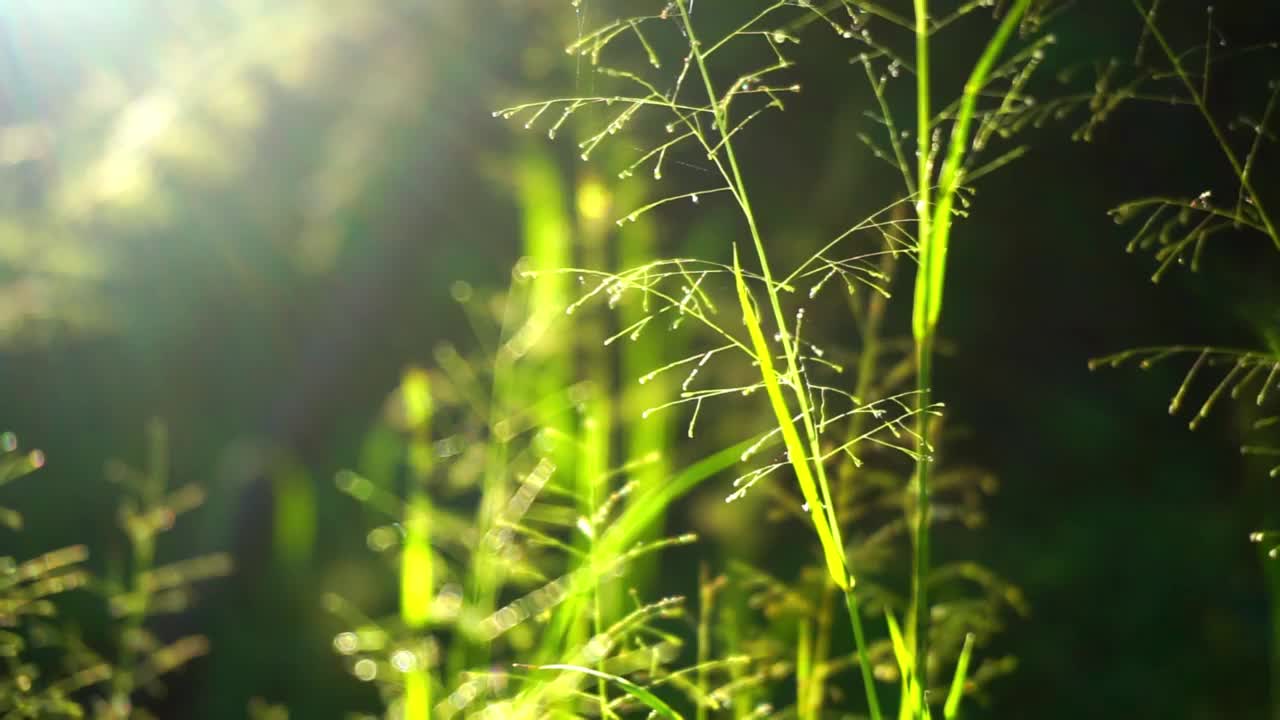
1131, 0, 1279, 250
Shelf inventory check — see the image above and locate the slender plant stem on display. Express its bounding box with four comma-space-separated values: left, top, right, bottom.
673, 2, 881, 716
909, 1, 1032, 712
808, 587, 835, 719
401, 370, 435, 720
845, 588, 884, 720
909, 1, 934, 707
797, 617, 813, 718
697, 564, 713, 720
910, 335, 934, 714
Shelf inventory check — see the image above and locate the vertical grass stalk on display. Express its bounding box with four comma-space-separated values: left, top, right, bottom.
909, 3, 934, 699
400, 369, 435, 719
909, 0, 1031, 711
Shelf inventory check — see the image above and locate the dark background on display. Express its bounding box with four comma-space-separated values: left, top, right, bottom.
1, 1, 1278, 717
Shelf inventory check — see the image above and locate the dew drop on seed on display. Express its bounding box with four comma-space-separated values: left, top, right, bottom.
1250, 531, 1265, 543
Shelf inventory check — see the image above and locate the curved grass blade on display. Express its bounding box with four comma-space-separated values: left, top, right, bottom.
731, 246, 848, 590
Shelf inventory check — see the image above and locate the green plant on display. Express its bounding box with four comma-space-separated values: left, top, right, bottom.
496, 1, 1052, 716
0, 425, 228, 719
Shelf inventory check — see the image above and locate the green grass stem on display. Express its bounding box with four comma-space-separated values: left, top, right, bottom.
909, 3, 1031, 710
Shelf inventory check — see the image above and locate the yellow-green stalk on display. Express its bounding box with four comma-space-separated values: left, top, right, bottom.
513, 142, 577, 667
577, 170, 615, 716
400, 368, 434, 720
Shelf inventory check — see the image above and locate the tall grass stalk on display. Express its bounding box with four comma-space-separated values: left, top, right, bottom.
496, 141, 574, 672
399, 369, 435, 719
907, 1, 1032, 708
578, 175, 615, 717
666, 0, 883, 712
